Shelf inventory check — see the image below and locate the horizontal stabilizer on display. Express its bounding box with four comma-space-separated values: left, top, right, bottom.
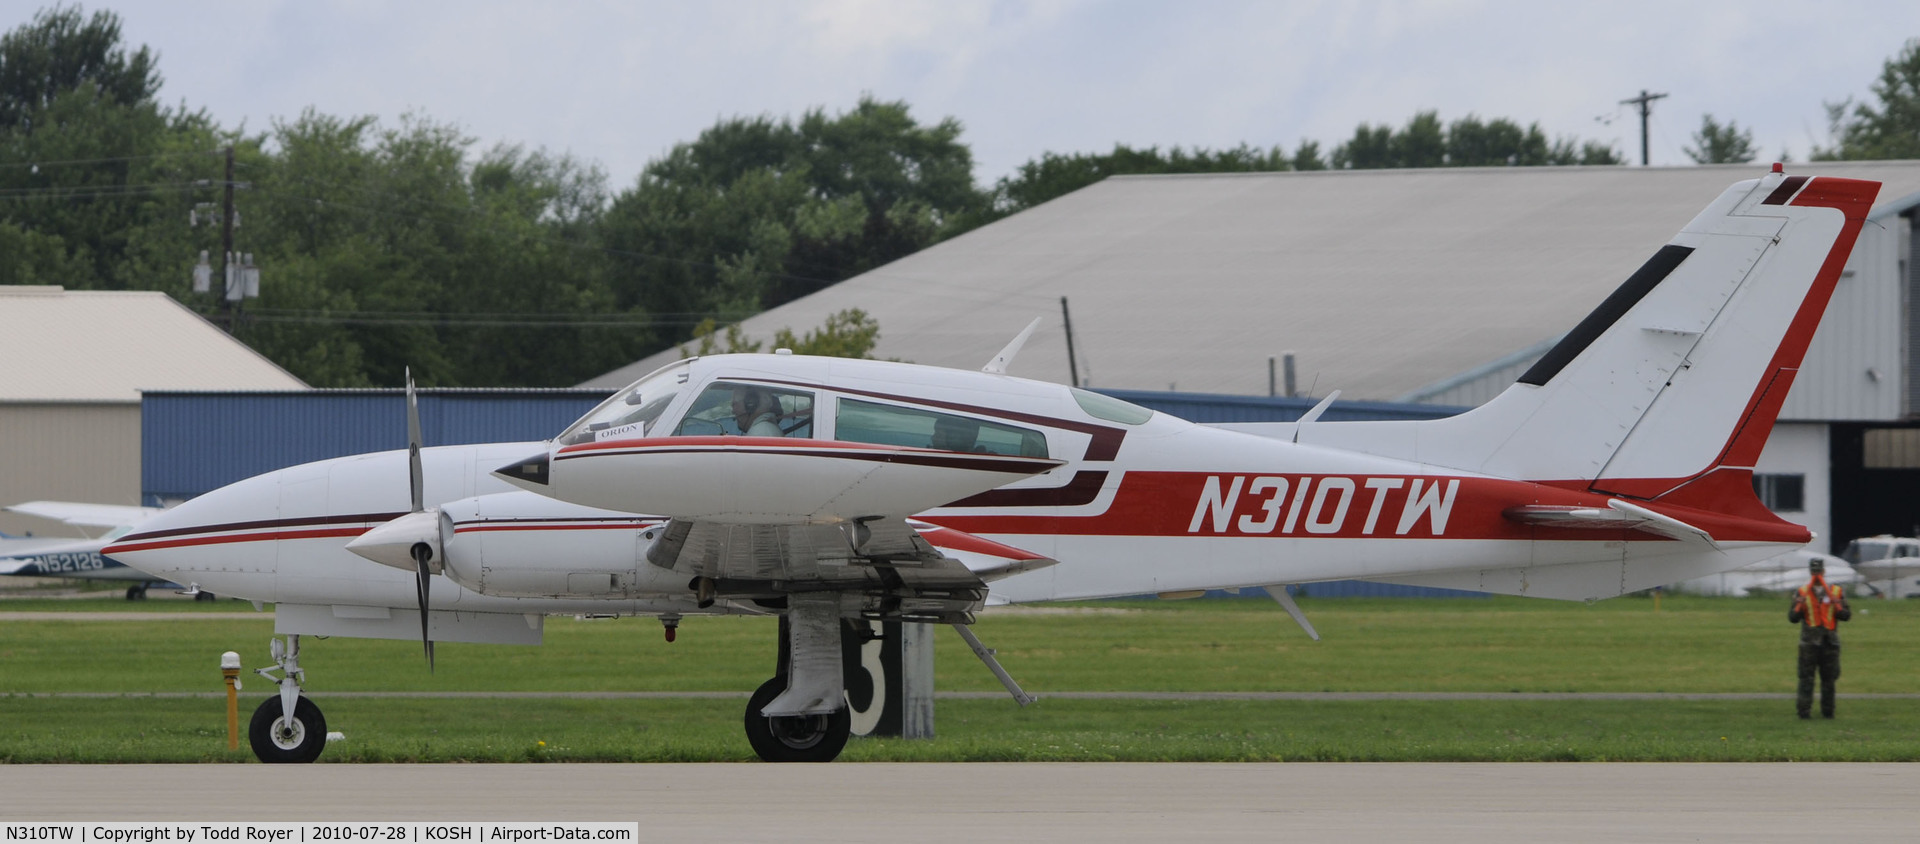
1504, 500, 1718, 547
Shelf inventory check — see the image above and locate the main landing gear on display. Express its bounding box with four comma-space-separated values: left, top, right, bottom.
744, 676, 851, 763
746, 593, 852, 763
248, 634, 328, 763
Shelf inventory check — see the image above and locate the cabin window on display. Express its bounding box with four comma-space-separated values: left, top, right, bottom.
835, 398, 1048, 458
674, 381, 815, 437
1071, 388, 1154, 425
1752, 473, 1805, 512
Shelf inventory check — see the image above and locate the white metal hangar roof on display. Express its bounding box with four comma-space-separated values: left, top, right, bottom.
587, 162, 1920, 400
0, 287, 307, 402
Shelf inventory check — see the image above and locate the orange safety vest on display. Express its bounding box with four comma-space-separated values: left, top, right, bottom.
1796, 580, 1844, 630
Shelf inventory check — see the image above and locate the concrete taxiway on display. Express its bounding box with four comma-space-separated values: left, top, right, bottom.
3, 764, 1914, 841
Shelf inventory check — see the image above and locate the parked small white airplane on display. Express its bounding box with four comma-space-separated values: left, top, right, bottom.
1673, 549, 1856, 597
1838, 535, 1920, 598
106, 167, 1878, 763
1, 501, 177, 599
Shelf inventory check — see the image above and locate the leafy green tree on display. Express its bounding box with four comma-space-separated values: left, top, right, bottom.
990, 143, 1293, 215
1331, 123, 1394, 169
239, 110, 647, 387
1683, 114, 1758, 164
0, 4, 158, 132
1815, 38, 1920, 160
0, 4, 220, 292
1333, 110, 1621, 168
1391, 111, 1446, 168
1289, 140, 1326, 171
680, 308, 883, 359
600, 96, 985, 335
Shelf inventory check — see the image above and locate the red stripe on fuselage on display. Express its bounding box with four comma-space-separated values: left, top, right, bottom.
925, 471, 1808, 544
104, 526, 370, 555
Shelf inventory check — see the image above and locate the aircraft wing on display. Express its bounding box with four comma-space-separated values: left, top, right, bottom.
645, 517, 999, 624
6, 500, 162, 529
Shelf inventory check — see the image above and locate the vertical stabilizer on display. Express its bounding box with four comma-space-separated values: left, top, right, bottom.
1303, 168, 1879, 514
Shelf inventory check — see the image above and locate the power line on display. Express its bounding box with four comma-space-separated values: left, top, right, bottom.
0, 149, 223, 171
0, 181, 203, 199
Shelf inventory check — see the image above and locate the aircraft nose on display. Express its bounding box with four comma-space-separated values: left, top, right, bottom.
494, 452, 550, 486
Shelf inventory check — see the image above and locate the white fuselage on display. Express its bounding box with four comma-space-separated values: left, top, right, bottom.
108, 356, 1798, 617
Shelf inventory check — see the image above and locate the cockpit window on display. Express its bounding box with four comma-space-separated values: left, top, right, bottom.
1843, 540, 1893, 564
836, 398, 1048, 458
1071, 388, 1154, 425
557, 362, 690, 446
674, 381, 816, 437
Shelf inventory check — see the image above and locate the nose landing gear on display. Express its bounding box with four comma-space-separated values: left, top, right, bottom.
248, 634, 328, 763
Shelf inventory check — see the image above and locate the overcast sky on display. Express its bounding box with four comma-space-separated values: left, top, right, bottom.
82, 1, 1920, 189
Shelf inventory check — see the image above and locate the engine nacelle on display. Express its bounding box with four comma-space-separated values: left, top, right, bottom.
437, 491, 685, 599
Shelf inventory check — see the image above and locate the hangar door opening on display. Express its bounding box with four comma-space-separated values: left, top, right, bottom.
1827, 423, 1920, 553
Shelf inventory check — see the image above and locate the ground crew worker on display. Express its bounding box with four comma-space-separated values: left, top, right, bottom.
1789, 558, 1851, 719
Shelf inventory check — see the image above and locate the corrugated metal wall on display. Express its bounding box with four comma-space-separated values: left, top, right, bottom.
141, 390, 611, 502
0, 403, 141, 537
1378, 215, 1913, 423
1781, 216, 1905, 421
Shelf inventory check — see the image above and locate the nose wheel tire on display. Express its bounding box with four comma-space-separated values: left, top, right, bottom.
743, 677, 850, 763
248, 696, 327, 763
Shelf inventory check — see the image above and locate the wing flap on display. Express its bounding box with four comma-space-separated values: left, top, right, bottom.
645, 517, 989, 623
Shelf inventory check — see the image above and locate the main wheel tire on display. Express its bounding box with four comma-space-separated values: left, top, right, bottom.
125, 585, 146, 601
248, 696, 328, 763
194, 591, 216, 602
743, 677, 850, 763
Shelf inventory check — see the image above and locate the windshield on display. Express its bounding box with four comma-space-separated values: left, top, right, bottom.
558, 361, 691, 446
1843, 540, 1893, 564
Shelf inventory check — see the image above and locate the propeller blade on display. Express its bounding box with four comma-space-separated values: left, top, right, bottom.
412, 541, 435, 671
406, 367, 424, 514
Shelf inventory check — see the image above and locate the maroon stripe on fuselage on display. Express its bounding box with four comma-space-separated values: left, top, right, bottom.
115, 511, 409, 544
555, 444, 1057, 475
946, 471, 1109, 508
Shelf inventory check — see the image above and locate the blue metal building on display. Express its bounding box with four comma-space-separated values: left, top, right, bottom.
141, 389, 612, 504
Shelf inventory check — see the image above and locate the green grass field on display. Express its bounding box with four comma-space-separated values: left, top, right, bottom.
3, 593, 1917, 762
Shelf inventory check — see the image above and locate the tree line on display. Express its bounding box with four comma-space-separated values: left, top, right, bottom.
4, 5, 1916, 387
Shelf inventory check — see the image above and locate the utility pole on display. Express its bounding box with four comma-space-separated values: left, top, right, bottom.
1619, 90, 1668, 166
190, 145, 259, 332
220, 145, 235, 321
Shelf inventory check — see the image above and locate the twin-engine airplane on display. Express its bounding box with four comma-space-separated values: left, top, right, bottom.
106, 167, 1879, 763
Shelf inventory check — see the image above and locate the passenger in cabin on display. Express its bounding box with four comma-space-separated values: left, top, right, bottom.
931, 416, 986, 452
730, 386, 785, 437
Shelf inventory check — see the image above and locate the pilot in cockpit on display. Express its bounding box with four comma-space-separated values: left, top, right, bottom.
731, 386, 785, 437
930, 416, 987, 452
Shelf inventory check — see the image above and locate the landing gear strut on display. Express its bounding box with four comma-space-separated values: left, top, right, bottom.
248, 634, 327, 763
746, 594, 852, 762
